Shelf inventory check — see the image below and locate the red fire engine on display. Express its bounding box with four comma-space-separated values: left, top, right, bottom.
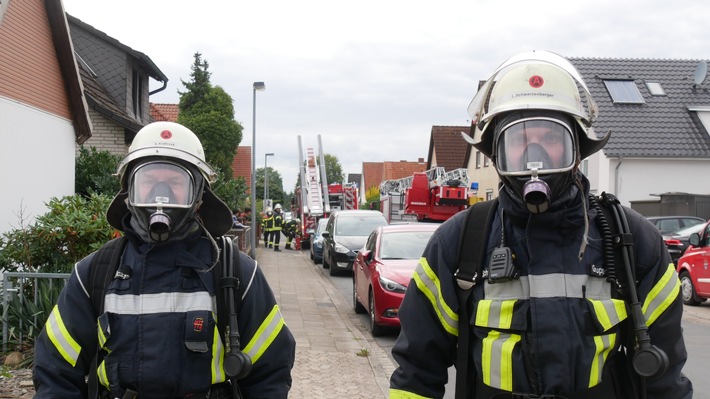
380, 167, 469, 223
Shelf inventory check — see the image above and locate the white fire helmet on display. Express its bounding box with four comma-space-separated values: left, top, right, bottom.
463, 50, 609, 161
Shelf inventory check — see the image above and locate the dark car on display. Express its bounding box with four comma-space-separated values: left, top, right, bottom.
647, 216, 705, 235
675, 221, 710, 305
353, 223, 440, 336
663, 222, 707, 264
309, 218, 328, 264
322, 210, 388, 276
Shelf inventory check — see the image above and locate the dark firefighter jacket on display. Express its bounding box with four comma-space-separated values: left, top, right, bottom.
273, 212, 283, 232
33, 222, 295, 398
390, 178, 693, 399
283, 220, 298, 239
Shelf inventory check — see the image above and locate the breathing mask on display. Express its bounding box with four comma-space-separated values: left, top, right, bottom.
127, 160, 203, 242
495, 114, 578, 213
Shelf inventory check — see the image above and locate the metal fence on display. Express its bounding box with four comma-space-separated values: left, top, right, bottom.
2, 272, 71, 351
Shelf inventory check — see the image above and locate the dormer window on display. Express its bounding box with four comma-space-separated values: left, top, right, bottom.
132, 69, 144, 118
646, 82, 666, 96
603, 80, 645, 104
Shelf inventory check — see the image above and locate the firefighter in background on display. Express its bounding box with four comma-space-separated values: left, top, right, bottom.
33, 121, 295, 398
389, 51, 692, 399
263, 208, 274, 248
270, 204, 284, 251
283, 218, 300, 250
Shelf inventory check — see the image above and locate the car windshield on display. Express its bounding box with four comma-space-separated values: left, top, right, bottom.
316, 219, 328, 234
671, 222, 706, 237
380, 231, 435, 260
336, 216, 386, 236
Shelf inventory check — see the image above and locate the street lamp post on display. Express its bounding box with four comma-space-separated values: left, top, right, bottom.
250, 81, 265, 259
263, 153, 274, 211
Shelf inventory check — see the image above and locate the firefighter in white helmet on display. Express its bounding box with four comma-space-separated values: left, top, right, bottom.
34, 121, 295, 398
390, 51, 692, 399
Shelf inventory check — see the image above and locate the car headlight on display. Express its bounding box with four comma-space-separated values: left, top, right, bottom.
335, 243, 351, 254
379, 276, 406, 293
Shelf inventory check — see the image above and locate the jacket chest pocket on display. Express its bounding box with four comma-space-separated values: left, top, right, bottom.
471, 299, 528, 392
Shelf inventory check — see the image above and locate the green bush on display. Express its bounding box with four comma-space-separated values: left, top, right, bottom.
75, 146, 121, 197
0, 193, 116, 274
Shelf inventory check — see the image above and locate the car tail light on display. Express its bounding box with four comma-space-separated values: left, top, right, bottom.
664, 239, 682, 246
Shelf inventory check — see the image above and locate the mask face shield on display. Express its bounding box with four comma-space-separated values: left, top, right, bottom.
127, 161, 198, 241
495, 118, 576, 177
129, 162, 195, 209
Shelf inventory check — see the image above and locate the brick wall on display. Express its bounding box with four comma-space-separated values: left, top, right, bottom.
75, 109, 129, 156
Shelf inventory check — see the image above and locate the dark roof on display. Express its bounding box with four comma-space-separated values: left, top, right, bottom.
427, 126, 471, 170
570, 58, 710, 158
78, 62, 143, 131
347, 174, 361, 185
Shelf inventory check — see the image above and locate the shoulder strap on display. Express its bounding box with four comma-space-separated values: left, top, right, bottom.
215, 236, 244, 338
88, 236, 127, 318
453, 199, 498, 399
87, 236, 126, 399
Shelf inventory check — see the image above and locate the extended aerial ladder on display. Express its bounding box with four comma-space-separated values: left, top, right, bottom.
295, 135, 330, 249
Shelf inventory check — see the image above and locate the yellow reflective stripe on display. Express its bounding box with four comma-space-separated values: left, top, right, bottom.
587, 298, 627, 332
243, 305, 285, 364
642, 264, 681, 326
98, 359, 109, 389
46, 305, 81, 367
475, 299, 516, 329
589, 333, 616, 387
388, 388, 433, 398
97, 324, 107, 349
211, 313, 226, 384
482, 330, 520, 391
412, 258, 458, 336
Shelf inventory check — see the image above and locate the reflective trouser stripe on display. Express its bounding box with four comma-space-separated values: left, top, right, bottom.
589, 333, 616, 387
46, 305, 81, 366
98, 360, 109, 389
211, 316, 226, 384
389, 389, 434, 398
482, 330, 520, 391
475, 299, 516, 329
243, 305, 285, 364
643, 263, 681, 326
412, 258, 458, 336
587, 298, 628, 331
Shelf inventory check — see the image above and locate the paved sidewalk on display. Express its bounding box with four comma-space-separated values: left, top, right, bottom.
254, 244, 396, 398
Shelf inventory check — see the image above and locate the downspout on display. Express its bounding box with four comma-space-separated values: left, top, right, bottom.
614, 156, 623, 195
149, 79, 168, 96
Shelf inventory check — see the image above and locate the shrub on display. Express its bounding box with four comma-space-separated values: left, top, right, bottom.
75, 146, 121, 198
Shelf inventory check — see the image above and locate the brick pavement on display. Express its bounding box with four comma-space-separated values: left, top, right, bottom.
255, 244, 395, 398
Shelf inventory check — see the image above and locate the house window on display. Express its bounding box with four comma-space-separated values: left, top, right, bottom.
646, 82, 666, 96
0, 0, 8, 25
476, 151, 481, 169
603, 80, 645, 104
580, 159, 588, 175
486, 190, 493, 201
484, 156, 490, 167
132, 69, 144, 118
688, 106, 710, 136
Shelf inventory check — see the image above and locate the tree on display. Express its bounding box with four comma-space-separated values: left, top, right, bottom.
255, 167, 285, 207
177, 52, 243, 179
323, 154, 344, 184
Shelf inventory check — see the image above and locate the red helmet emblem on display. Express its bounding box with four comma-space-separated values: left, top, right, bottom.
529, 75, 544, 88
160, 130, 173, 139
193, 317, 204, 332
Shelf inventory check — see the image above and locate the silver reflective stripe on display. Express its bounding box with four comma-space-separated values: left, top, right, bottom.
46, 305, 81, 366
590, 333, 616, 387
104, 292, 215, 314
485, 274, 611, 300
211, 321, 226, 383
642, 264, 681, 326
243, 305, 285, 364
413, 259, 458, 335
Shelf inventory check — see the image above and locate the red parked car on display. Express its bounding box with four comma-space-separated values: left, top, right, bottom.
352, 223, 440, 336
675, 221, 710, 305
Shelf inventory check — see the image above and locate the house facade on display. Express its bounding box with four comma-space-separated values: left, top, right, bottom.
0, 0, 91, 234
570, 58, 710, 208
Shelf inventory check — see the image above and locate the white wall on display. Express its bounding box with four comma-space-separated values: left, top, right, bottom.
604, 157, 710, 207
0, 97, 75, 234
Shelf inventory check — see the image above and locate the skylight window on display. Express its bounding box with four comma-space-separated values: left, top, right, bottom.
646, 82, 666, 96
604, 80, 645, 104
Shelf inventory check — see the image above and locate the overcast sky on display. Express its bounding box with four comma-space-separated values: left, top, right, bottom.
62, 0, 709, 191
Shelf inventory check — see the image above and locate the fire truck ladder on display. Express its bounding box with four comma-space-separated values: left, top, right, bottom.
305, 148, 324, 216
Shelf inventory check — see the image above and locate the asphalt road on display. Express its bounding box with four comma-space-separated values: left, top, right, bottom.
316, 255, 710, 398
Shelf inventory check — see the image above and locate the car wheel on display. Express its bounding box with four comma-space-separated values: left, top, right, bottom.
353, 275, 366, 314
680, 271, 702, 306
369, 289, 385, 337
314, 255, 322, 264
322, 252, 329, 269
